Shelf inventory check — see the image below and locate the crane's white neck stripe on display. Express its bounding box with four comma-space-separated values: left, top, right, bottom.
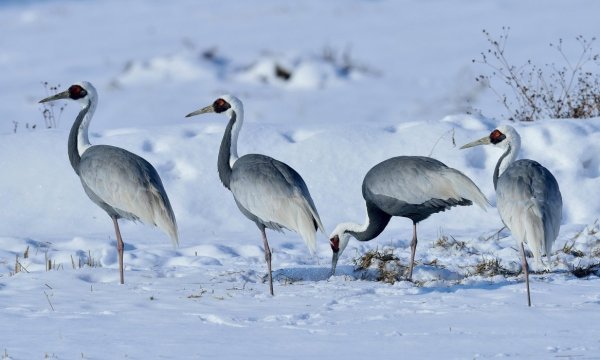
77, 99, 94, 155
228, 107, 242, 166
332, 211, 370, 237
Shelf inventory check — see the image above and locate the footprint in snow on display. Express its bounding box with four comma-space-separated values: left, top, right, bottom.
197, 314, 245, 328
280, 129, 319, 144
77, 274, 95, 283
182, 129, 197, 138
382, 125, 397, 134
141, 139, 153, 153
157, 160, 176, 174
579, 148, 600, 178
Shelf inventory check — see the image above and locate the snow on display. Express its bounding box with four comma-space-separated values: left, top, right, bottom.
1, 0, 600, 358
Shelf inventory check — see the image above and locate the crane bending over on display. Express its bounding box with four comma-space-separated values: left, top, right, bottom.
461, 125, 562, 306
185, 95, 325, 295
39, 82, 178, 284
329, 156, 488, 279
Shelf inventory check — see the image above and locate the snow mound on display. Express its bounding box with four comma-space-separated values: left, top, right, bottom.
234, 51, 373, 89
115, 54, 209, 86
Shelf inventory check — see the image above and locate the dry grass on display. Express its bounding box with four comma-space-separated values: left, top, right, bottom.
353, 248, 406, 284
434, 233, 466, 251
39, 82, 67, 129
570, 262, 600, 278
11, 246, 31, 276
8, 246, 101, 277
187, 288, 208, 299
562, 241, 585, 258
81, 250, 101, 268
471, 257, 519, 277
562, 219, 600, 258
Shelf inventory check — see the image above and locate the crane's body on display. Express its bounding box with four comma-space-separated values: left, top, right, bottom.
78, 145, 178, 240
186, 95, 324, 295
329, 155, 488, 279
496, 159, 562, 263
229, 154, 323, 253
462, 125, 562, 306
40, 82, 178, 284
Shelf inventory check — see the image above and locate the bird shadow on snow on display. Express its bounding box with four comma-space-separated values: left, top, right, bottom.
417, 278, 519, 296
271, 265, 518, 295
272, 266, 333, 283
328, 264, 522, 295
110, 240, 136, 251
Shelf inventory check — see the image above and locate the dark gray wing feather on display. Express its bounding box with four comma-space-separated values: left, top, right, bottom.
363, 156, 487, 222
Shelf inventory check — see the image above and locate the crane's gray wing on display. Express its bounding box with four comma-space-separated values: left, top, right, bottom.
496, 159, 562, 262
229, 154, 324, 254
364, 156, 488, 214
78, 145, 178, 244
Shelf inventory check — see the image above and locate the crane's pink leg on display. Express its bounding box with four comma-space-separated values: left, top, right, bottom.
260, 228, 274, 296
111, 216, 125, 285
520, 242, 531, 307
407, 222, 418, 281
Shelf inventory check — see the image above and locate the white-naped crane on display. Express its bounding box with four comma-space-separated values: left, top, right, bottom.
39, 82, 178, 284
185, 95, 325, 296
461, 125, 562, 306
329, 156, 489, 280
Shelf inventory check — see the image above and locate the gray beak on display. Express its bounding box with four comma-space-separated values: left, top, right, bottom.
39, 90, 70, 104
331, 252, 339, 277
185, 105, 214, 118
460, 136, 491, 149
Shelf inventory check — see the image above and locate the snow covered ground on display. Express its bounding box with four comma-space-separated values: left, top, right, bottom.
1, 0, 600, 358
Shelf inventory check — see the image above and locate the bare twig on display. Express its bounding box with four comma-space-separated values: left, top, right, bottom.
475, 29, 600, 121
43, 291, 55, 312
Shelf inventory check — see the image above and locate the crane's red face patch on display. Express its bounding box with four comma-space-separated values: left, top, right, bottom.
68, 85, 87, 100
489, 129, 506, 144
213, 98, 231, 113
330, 235, 340, 253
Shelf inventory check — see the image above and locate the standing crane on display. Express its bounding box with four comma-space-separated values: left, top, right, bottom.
39, 82, 178, 284
329, 156, 488, 279
461, 125, 562, 306
185, 95, 324, 295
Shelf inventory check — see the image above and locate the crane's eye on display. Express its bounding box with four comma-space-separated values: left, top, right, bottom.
489, 129, 506, 144
68, 85, 88, 100
213, 98, 231, 113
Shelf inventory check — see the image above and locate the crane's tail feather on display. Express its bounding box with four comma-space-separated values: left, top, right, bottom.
149, 184, 179, 246
445, 170, 490, 210
524, 204, 546, 268
309, 205, 326, 235
542, 202, 561, 260
287, 196, 324, 255
506, 201, 547, 269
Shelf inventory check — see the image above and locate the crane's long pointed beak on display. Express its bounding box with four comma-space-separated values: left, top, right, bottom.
330, 252, 339, 277
460, 136, 491, 149
185, 105, 214, 118
39, 90, 70, 104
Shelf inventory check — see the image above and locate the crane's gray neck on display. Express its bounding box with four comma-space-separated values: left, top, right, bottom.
493, 144, 514, 189
218, 111, 237, 189
347, 202, 392, 242
68, 99, 94, 175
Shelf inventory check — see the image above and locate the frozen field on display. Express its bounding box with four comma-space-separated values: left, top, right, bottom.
1, 0, 600, 359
